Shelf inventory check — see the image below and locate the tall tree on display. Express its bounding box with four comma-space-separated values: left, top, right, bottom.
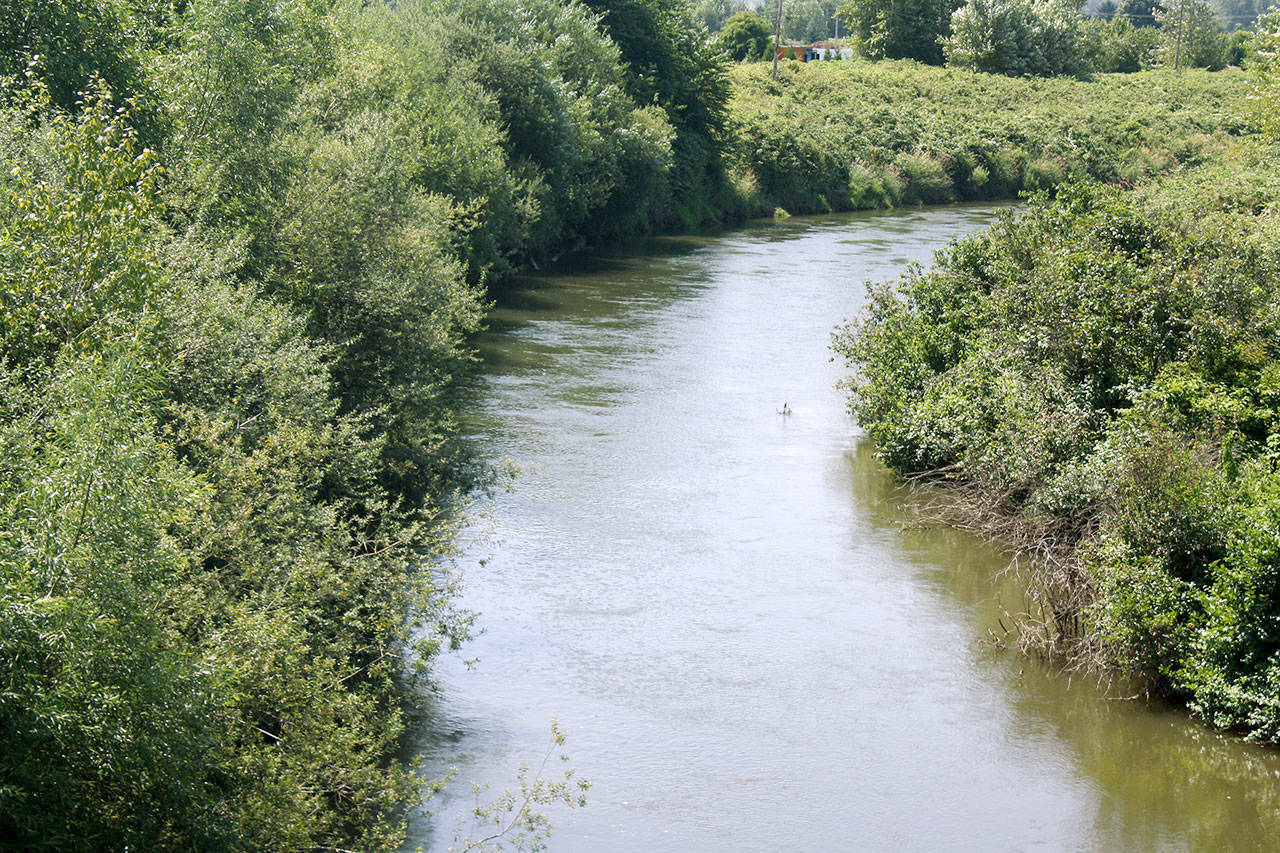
783, 0, 842, 42
1117, 0, 1158, 27
837, 0, 959, 63
944, 0, 1090, 77
1251, 7, 1280, 137
581, 0, 732, 227
716, 9, 775, 59
1155, 0, 1227, 69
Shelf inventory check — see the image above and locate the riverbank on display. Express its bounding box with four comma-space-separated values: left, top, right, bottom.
835, 149, 1280, 741
725, 60, 1254, 217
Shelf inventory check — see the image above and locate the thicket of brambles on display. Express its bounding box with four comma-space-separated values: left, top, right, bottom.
836, 11, 1280, 742
725, 60, 1252, 215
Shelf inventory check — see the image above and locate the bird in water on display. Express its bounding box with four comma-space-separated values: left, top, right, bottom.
778, 402, 792, 415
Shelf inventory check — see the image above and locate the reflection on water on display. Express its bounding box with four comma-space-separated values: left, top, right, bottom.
405, 205, 1280, 852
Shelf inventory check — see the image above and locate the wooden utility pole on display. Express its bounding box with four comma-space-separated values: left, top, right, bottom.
1173, 0, 1186, 71
772, 0, 784, 80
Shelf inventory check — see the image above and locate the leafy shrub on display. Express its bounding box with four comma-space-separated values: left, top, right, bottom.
1087, 17, 1159, 72
837, 161, 1280, 739
716, 10, 773, 61
893, 152, 954, 203
944, 0, 1091, 78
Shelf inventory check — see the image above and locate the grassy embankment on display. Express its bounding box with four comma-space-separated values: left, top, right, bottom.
726, 60, 1253, 215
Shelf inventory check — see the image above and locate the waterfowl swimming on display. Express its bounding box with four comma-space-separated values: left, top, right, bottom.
778, 402, 792, 415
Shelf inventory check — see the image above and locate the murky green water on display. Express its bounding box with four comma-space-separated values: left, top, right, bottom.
406, 205, 1280, 851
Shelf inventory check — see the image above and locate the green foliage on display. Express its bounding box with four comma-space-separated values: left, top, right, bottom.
428, 0, 679, 249
160, 0, 334, 248
0, 85, 164, 368
782, 0, 843, 43
0, 343, 221, 850
1086, 16, 1160, 72
0, 0, 738, 844
1250, 6, 1280, 139
0, 76, 477, 850
836, 160, 1280, 739
944, 0, 1091, 78
1118, 0, 1159, 27
583, 0, 733, 228
1225, 27, 1253, 65
151, 271, 445, 851
838, 0, 958, 63
0, 0, 155, 123
1182, 465, 1280, 740
452, 721, 591, 852
727, 59, 1251, 214
716, 10, 774, 61
694, 0, 748, 31
1155, 0, 1228, 70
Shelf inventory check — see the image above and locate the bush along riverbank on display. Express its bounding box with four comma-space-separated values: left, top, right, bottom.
834, 151, 1280, 741
0, 0, 728, 848
726, 60, 1254, 216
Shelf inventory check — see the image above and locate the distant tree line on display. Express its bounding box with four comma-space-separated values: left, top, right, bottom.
707, 0, 1264, 77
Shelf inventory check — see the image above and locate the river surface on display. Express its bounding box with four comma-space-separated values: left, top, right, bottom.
405, 205, 1280, 851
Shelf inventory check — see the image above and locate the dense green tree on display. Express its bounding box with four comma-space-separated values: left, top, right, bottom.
837, 0, 958, 63
716, 9, 774, 59
1087, 15, 1160, 70
1155, 0, 1227, 69
695, 0, 755, 30
1252, 7, 1280, 137
0, 85, 164, 370
944, 0, 1091, 77
1224, 27, 1252, 65
160, 0, 334, 259
1117, 0, 1158, 25
0, 0, 155, 124
429, 0, 677, 248
581, 0, 732, 227
783, 0, 843, 42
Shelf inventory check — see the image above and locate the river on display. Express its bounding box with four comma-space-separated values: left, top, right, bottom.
404, 205, 1280, 851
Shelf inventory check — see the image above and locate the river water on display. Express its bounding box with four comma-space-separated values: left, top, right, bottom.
405, 205, 1280, 851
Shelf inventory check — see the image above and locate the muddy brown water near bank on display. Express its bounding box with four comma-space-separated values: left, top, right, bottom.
405, 205, 1280, 851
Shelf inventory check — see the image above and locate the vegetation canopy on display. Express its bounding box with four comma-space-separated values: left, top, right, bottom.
0, 0, 1273, 844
